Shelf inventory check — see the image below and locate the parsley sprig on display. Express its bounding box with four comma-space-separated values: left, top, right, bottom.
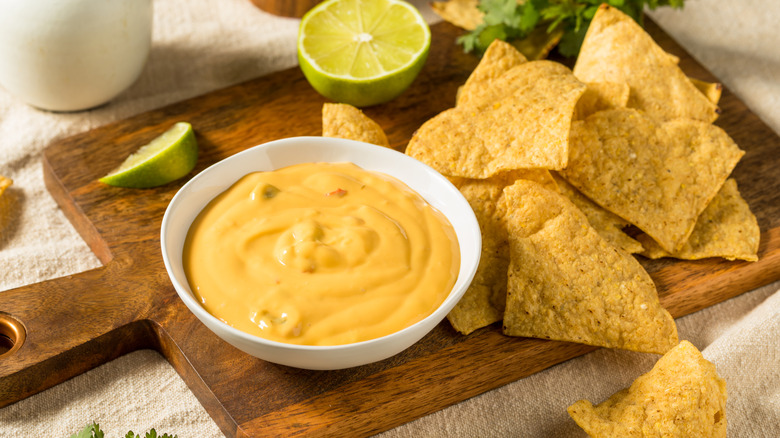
458, 0, 685, 57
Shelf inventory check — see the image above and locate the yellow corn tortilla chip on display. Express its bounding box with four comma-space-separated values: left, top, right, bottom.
574, 81, 630, 120
690, 77, 723, 105
0, 175, 13, 237
639, 178, 759, 262
448, 168, 558, 195
456, 39, 529, 108
445, 174, 511, 334
552, 172, 643, 254
407, 42, 586, 178
457, 43, 584, 117
501, 180, 678, 354
561, 108, 744, 253
511, 168, 559, 192
431, 0, 482, 31
568, 340, 727, 438
446, 169, 557, 335
573, 5, 720, 123
322, 103, 390, 148
0, 175, 11, 197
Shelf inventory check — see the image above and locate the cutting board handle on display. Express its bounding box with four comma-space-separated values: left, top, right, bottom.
0, 257, 153, 407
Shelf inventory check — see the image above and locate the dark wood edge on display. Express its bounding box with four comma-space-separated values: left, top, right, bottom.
42, 154, 113, 265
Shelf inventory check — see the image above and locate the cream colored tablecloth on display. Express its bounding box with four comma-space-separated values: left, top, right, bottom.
1, 0, 778, 436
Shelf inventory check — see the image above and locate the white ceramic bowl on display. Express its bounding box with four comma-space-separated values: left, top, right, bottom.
161, 136, 481, 370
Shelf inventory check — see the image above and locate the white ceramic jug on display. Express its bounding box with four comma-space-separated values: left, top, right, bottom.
0, 0, 153, 111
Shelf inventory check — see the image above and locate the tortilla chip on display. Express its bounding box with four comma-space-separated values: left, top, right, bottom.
690, 77, 723, 105
446, 169, 557, 335
0, 175, 11, 197
445, 174, 512, 334
322, 103, 390, 148
0, 175, 12, 236
568, 340, 727, 437
552, 173, 643, 254
639, 179, 759, 261
574, 81, 630, 120
501, 180, 678, 354
407, 42, 586, 178
561, 108, 744, 253
456, 39, 529, 108
573, 5, 720, 123
431, 0, 482, 31
512, 168, 559, 192
449, 168, 559, 194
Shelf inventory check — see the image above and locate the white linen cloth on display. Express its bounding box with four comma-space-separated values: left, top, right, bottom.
0, 0, 778, 436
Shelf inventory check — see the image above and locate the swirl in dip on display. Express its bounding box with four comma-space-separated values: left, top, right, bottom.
183, 162, 460, 346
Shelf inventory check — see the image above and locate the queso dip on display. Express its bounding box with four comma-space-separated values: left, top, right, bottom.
183, 162, 460, 346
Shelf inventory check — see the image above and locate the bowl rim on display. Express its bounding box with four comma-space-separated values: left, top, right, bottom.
160, 136, 481, 353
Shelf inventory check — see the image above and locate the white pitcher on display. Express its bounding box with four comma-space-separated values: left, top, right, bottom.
0, 0, 153, 112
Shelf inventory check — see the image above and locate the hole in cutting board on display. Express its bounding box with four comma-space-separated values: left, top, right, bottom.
0, 313, 26, 357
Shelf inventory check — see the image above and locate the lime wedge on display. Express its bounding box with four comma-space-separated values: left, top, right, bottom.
297, 0, 431, 107
99, 122, 198, 188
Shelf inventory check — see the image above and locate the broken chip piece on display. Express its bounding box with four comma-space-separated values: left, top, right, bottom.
0, 175, 12, 236
573, 5, 720, 123
431, 0, 482, 31
501, 180, 678, 354
690, 77, 723, 106
639, 178, 759, 261
568, 340, 727, 437
0, 175, 11, 197
561, 108, 744, 253
322, 103, 390, 148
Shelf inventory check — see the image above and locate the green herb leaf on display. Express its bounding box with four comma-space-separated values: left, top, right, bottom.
557, 23, 589, 57
520, 3, 540, 32
71, 423, 104, 438
125, 429, 177, 438
480, 0, 522, 26
458, 0, 685, 57
73, 423, 176, 438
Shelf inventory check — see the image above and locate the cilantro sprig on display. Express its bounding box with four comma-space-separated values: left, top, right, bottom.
71, 422, 178, 438
457, 0, 685, 57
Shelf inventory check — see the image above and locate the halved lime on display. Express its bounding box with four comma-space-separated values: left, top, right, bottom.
99, 122, 198, 188
297, 0, 431, 107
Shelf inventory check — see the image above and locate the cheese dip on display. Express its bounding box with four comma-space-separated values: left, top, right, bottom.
183, 162, 460, 346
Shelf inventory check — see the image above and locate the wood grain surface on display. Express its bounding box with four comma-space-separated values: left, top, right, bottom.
249, 0, 321, 17
1, 20, 779, 437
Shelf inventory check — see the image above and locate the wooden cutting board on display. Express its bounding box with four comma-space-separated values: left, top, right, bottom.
1, 20, 779, 437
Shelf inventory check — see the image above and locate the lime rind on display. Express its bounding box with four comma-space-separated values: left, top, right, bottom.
300, 2, 429, 80
298, 0, 431, 107
99, 122, 198, 188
